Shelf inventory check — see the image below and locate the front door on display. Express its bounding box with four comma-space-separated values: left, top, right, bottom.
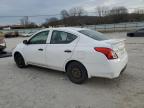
24, 30, 49, 65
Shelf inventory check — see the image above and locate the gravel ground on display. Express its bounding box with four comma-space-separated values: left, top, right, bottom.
0, 32, 144, 108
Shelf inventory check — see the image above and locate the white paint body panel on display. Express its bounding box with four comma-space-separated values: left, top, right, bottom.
13, 27, 128, 79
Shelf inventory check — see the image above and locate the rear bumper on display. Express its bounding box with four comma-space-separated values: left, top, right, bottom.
86, 53, 128, 79
108, 54, 128, 79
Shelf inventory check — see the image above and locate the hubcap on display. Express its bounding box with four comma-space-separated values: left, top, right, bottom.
71, 68, 82, 78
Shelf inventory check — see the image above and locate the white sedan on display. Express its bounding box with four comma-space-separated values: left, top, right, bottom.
13, 27, 128, 84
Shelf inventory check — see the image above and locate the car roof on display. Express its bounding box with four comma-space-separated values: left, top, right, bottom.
42, 27, 87, 32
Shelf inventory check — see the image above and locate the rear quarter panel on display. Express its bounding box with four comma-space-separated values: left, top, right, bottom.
67, 36, 112, 77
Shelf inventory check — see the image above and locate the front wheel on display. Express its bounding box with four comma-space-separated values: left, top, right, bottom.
14, 53, 26, 68
66, 62, 88, 84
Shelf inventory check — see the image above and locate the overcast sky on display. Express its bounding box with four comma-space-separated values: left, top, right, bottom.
0, 0, 144, 25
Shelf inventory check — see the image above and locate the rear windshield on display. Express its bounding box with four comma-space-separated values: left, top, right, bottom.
79, 30, 109, 41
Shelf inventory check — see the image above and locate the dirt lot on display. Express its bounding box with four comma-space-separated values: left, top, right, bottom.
0, 32, 144, 108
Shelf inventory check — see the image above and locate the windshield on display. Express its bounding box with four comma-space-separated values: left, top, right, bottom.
79, 30, 109, 41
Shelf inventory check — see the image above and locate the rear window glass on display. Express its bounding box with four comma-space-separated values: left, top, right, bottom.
79, 30, 108, 41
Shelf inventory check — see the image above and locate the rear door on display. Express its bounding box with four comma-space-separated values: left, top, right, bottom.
45, 30, 78, 70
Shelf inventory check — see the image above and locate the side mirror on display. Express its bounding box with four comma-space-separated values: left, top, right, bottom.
23, 40, 28, 44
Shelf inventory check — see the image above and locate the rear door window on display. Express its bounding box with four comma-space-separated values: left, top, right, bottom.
50, 31, 77, 44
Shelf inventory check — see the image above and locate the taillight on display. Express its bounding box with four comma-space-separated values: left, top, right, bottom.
94, 47, 118, 59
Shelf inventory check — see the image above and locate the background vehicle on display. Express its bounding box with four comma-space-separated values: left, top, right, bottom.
4, 31, 19, 38
13, 27, 128, 84
0, 37, 6, 52
127, 28, 144, 37
20, 32, 34, 37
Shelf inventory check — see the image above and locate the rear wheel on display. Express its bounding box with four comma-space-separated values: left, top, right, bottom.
66, 62, 88, 84
14, 53, 26, 68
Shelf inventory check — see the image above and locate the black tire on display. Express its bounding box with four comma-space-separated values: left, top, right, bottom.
66, 62, 88, 84
127, 33, 134, 37
130, 33, 134, 37
0, 50, 2, 53
14, 53, 26, 68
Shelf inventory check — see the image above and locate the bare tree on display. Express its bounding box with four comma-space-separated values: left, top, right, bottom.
108, 6, 128, 23
20, 16, 29, 25
45, 17, 58, 23
133, 9, 144, 14
96, 6, 109, 17
109, 6, 128, 15
96, 7, 102, 17
42, 17, 58, 27
61, 10, 69, 19
69, 7, 86, 16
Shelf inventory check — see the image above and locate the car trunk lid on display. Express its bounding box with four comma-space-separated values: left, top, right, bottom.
103, 39, 126, 58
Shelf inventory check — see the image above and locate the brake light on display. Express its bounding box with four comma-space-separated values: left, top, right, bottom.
94, 47, 118, 59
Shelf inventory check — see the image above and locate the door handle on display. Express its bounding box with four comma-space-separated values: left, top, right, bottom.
64, 50, 72, 53
38, 48, 43, 51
